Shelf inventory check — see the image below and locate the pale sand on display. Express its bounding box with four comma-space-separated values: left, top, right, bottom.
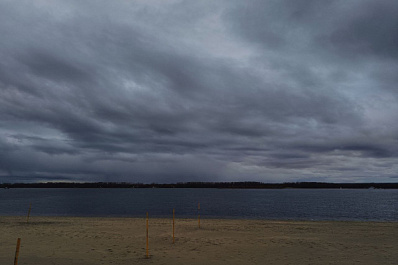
1, 216, 397, 265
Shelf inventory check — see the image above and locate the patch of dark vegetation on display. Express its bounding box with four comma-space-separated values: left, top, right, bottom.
1, 181, 397, 189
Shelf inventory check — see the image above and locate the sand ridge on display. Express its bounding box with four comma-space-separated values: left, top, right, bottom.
0, 216, 397, 265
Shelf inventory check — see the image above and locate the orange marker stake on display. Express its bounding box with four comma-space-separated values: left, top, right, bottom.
26, 203, 32, 223
198, 202, 200, 228
146, 212, 149, 258
14, 238, 21, 265
173, 208, 175, 243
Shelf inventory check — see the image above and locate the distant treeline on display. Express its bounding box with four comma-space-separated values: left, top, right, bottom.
1, 182, 397, 189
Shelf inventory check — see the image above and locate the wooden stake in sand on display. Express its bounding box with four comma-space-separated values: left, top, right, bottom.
198, 202, 200, 228
26, 203, 32, 223
14, 238, 21, 265
173, 208, 175, 243
146, 212, 149, 258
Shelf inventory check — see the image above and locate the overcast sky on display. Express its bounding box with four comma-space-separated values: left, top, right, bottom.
1, 0, 397, 183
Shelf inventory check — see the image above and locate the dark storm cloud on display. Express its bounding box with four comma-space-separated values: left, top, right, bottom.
0, 0, 397, 183
22, 50, 92, 83
229, 0, 398, 59
326, 1, 398, 59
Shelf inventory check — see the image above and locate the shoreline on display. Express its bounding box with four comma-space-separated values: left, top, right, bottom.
3, 182, 398, 189
1, 216, 397, 265
1, 214, 397, 223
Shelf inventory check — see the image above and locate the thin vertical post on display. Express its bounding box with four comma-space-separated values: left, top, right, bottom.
14, 238, 21, 265
198, 202, 200, 228
146, 212, 149, 258
26, 203, 32, 223
173, 208, 175, 243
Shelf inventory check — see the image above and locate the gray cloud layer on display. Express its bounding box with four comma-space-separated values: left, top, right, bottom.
1, 0, 397, 183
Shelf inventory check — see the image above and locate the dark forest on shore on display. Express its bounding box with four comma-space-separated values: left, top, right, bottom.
1, 182, 397, 189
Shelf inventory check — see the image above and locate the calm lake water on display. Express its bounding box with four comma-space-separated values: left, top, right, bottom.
0, 188, 397, 221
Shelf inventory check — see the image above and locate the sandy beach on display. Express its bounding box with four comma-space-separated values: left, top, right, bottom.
0, 216, 397, 265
